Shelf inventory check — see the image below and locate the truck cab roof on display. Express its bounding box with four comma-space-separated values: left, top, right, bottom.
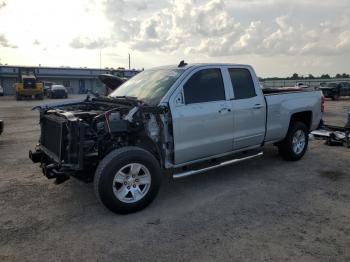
151, 63, 252, 71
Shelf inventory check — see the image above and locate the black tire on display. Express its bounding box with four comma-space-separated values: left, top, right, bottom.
94, 147, 161, 214
15, 93, 21, 101
278, 121, 309, 161
35, 93, 44, 100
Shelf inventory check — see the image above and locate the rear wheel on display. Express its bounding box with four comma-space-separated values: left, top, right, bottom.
35, 93, 44, 100
94, 147, 161, 214
278, 121, 309, 161
15, 93, 21, 101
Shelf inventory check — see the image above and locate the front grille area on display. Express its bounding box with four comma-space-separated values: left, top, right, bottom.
23, 79, 36, 89
41, 114, 67, 161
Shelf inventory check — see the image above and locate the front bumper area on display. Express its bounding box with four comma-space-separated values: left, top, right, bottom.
29, 147, 94, 184
18, 89, 43, 96
29, 148, 74, 184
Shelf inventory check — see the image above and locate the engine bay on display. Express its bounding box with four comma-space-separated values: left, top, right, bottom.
34, 97, 174, 181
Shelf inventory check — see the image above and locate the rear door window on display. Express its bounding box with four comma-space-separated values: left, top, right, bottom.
228, 68, 256, 99
183, 68, 225, 104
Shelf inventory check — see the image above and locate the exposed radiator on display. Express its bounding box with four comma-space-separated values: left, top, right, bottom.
40, 114, 67, 161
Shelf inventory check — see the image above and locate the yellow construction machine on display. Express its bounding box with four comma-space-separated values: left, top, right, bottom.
15, 68, 43, 100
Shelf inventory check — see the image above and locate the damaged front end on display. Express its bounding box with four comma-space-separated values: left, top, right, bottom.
29, 96, 172, 184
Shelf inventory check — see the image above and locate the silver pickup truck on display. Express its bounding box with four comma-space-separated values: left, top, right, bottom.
29, 62, 323, 214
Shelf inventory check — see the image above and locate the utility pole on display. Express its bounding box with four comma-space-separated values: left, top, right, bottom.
128, 53, 131, 70
99, 49, 102, 71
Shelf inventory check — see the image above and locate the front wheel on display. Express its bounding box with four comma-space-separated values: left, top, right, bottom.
278, 122, 309, 161
94, 147, 161, 214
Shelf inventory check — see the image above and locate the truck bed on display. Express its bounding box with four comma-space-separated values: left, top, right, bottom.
263, 89, 323, 143
262, 87, 317, 95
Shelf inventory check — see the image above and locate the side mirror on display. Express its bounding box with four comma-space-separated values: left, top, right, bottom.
175, 91, 184, 106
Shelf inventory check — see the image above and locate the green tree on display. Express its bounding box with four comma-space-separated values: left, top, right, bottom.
320, 74, 330, 79
291, 73, 299, 80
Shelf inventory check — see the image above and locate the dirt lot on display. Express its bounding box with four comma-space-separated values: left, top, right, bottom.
0, 95, 349, 261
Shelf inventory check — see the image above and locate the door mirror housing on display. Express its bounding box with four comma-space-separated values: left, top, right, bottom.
175, 91, 184, 106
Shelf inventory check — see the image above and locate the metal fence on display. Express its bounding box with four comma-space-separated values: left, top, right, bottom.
260, 78, 350, 88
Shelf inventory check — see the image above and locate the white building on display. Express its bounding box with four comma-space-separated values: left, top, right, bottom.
0, 65, 140, 95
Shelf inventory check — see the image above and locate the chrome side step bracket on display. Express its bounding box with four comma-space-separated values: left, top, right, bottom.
173, 151, 263, 179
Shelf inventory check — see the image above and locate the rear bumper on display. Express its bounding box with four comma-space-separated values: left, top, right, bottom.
17, 89, 43, 96
320, 89, 336, 98
50, 91, 67, 98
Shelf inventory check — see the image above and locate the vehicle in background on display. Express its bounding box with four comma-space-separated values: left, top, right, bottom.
29, 62, 323, 214
0, 120, 3, 135
294, 82, 308, 88
98, 74, 127, 95
15, 68, 44, 100
47, 85, 68, 99
0, 85, 3, 96
320, 82, 350, 100
43, 82, 54, 96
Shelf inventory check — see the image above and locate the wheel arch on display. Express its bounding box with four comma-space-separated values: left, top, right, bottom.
289, 111, 312, 131
133, 137, 163, 167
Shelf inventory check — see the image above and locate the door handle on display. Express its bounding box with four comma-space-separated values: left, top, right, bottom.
253, 104, 263, 109
218, 108, 231, 113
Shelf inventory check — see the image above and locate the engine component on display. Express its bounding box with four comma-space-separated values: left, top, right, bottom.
146, 114, 159, 142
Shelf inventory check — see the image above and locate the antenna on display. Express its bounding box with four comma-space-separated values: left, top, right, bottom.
178, 60, 188, 68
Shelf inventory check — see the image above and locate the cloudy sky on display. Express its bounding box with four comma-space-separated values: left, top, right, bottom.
0, 0, 349, 77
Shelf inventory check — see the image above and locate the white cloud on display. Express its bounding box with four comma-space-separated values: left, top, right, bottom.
0, 1, 6, 9
69, 37, 110, 49
1, 0, 350, 76
102, 0, 350, 58
336, 31, 350, 50
0, 33, 17, 48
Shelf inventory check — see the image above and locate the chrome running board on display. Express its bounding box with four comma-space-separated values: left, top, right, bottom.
173, 151, 263, 179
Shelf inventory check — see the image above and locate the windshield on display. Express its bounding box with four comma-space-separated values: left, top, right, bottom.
325, 83, 338, 88
52, 85, 65, 90
109, 69, 184, 105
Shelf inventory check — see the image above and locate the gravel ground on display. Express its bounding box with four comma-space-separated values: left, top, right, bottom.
0, 95, 349, 262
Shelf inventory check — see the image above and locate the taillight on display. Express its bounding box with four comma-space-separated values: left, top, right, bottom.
321, 95, 325, 112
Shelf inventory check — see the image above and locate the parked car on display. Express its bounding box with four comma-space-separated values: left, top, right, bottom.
0, 85, 4, 96
47, 85, 68, 98
29, 62, 323, 214
0, 120, 3, 135
294, 82, 308, 88
320, 82, 350, 100
43, 82, 54, 96
98, 74, 127, 95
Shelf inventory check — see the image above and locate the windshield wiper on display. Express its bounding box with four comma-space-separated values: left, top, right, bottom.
114, 95, 137, 100
113, 96, 149, 106
93, 95, 148, 106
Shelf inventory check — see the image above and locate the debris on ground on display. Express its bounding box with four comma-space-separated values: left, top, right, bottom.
311, 110, 350, 147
